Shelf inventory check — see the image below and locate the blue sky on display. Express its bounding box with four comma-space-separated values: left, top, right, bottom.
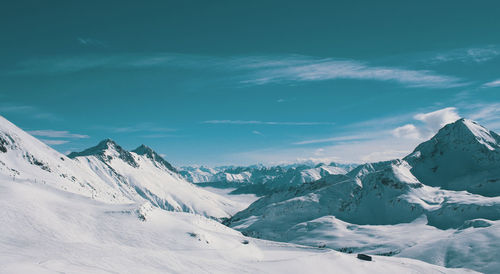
1, 0, 500, 166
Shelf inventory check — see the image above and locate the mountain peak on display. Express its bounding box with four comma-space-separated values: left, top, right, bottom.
95, 138, 118, 150
68, 139, 139, 167
132, 145, 177, 173
133, 144, 153, 154
416, 118, 500, 153
404, 118, 500, 196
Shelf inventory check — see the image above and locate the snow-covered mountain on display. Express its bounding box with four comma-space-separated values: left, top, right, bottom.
1, 114, 469, 273
0, 116, 131, 204
180, 162, 356, 195
0, 116, 239, 218
226, 118, 500, 273
405, 118, 500, 196
229, 159, 500, 231
68, 140, 241, 218
179, 165, 221, 183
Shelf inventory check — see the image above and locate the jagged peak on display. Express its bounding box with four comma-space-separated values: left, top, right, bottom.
93, 138, 118, 150
68, 139, 139, 168
69, 139, 116, 157
132, 144, 154, 155
132, 144, 178, 173
437, 118, 497, 143
406, 118, 500, 159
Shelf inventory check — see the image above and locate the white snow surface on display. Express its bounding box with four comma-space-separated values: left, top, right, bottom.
0, 177, 474, 274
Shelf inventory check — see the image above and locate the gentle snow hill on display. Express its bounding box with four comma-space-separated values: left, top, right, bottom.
405, 118, 500, 196
0, 177, 475, 274
285, 215, 500, 274
0, 115, 240, 218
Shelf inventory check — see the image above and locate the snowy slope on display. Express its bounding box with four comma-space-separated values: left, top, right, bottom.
0, 115, 240, 218
0, 177, 474, 274
227, 119, 500, 273
68, 140, 242, 218
285, 215, 500, 274
0, 116, 133, 204
229, 159, 500, 231
228, 159, 500, 272
405, 118, 500, 196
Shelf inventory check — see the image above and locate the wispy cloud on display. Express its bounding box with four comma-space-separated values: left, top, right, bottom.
140, 134, 179, 138
0, 105, 34, 112
203, 120, 335, 126
463, 102, 500, 131
242, 58, 465, 88
293, 134, 374, 145
77, 37, 107, 47
5, 53, 212, 75
28, 130, 89, 139
5, 53, 465, 89
252, 130, 264, 136
101, 123, 176, 133
482, 79, 500, 88
343, 115, 413, 129
29, 129, 89, 147
468, 103, 500, 121
392, 107, 460, 140
231, 107, 464, 165
430, 46, 500, 64
40, 139, 70, 145
0, 103, 60, 122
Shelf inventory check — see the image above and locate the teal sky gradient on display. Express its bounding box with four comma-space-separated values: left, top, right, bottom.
1, 0, 500, 165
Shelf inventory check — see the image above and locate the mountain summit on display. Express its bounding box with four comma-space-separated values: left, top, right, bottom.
68, 139, 139, 167
132, 144, 177, 173
405, 118, 500, 196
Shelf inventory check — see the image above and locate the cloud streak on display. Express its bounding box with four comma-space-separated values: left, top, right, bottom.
293, 134, 374, 145
28, 130, 90, 139
77, 37, 107, 47
40, 139, 70, 145
242, 58, 465, 88
392, 107, 460, 140
252, 130, 264, 136
0, 103, 60, 122
482, 79, 500, 88
95, 123, 176, 133
203, 120, 335, 126
430, 46, 500, 64
232, 107, 464, 165
5, 53, 465, 89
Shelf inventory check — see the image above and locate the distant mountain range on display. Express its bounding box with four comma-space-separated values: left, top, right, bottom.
179, 162, 357, 195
